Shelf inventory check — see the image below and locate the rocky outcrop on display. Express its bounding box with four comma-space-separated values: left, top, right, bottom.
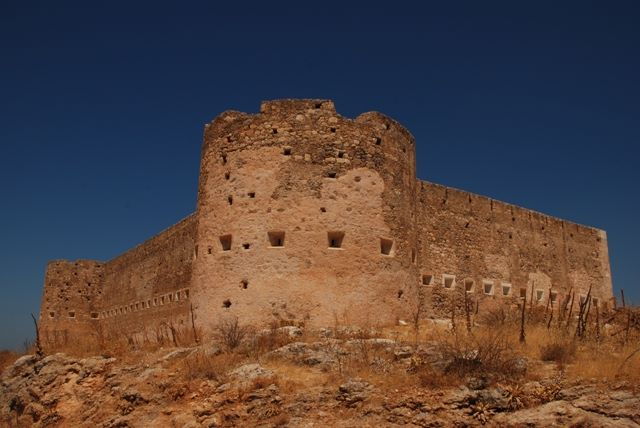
2, 349, 638, 427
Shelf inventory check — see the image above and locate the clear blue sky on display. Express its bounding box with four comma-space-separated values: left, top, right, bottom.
1, 1, 639, 350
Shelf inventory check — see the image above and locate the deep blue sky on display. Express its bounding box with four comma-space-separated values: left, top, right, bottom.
1, 1, 639, 349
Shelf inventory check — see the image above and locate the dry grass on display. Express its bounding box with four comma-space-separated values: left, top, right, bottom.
179, 349, 244, 381
0, 350, 20, 374
9, 303, 638, 402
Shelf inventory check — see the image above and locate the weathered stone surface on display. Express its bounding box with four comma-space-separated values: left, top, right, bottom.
228, 363, 274, 381
37, 98, 613, 347
336, 378, 372, 407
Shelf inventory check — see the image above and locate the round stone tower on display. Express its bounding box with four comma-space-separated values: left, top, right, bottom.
191, 99, 420, 331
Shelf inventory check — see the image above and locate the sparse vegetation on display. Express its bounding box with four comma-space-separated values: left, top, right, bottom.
2, 304, 639, 427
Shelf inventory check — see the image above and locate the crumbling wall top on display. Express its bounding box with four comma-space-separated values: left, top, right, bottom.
259, 99, 335, 114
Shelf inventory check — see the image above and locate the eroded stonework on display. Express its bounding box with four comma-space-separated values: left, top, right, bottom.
38, 99, 613, 347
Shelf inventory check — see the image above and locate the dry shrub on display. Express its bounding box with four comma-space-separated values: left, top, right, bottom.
247, 327, 295, 356
438, 330, 524, 381
214, 317, 252, 351
540, 341, 576, 364
0, 350, 20, 374
181, 349, 241, 381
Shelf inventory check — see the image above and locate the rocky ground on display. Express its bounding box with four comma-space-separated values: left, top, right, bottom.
1, 327, 639, 427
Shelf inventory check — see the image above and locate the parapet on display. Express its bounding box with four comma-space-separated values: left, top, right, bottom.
259, 99, 335, 114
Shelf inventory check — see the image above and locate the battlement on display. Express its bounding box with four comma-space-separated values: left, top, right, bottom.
260, 99, 335, 114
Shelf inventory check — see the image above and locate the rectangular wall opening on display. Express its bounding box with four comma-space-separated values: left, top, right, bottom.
327, 231, 345, 248
68, 311, 75, 318
268, 231, 285, 247
422, 274, 433, 285
248, 192, 256, 198
550, 291, 558, 303
536, 290, 544, 302
464, 279, 475, 293
283, 147, 292, 156
219, 234, 232, 251
443, 274, 455, 289
91, 312, 99, 319
483, 281, 494, 295
380, 238, 394, 256
520, 288, 527, 299
502, 283, 512, 296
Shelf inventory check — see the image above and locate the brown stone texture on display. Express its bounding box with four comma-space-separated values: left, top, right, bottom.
38, 99, 613, 345
417, 182, 613, 317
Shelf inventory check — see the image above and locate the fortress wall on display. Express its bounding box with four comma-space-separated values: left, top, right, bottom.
417, 181, 613, 316
191, 99, 421, 332
95, 214, 197, 338
39, 260, 105, 348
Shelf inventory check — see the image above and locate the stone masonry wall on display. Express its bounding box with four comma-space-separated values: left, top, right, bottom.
417, 181, 613, 318
98, 214, 196, 341
191, 99, 420, 334
39, 260, 105, 348
39, 215, 196, 348
38, 99, 614, 346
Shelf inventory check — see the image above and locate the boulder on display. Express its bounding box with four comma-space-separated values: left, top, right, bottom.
228, 364, 274, 382
336, 378, 373, 407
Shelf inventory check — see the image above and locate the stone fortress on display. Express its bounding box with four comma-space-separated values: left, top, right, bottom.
39, 99, 614, 346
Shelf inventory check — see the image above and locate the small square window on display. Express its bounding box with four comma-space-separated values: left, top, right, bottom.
68, 311, 75, 318
536, 290, 545, 302
219, 234, 232, 251
49, 311, 55, 318
283, 147, 292, 156
380, 238, 394, 256
464, 279, 475, 293
501, 283, 512, 296
248, 192, 256, 198
268, 231, 285, 247
422, 274, 433, 285
483, 281, 494, 295
443, 275, 455, 289
91, 312, 99, 319
328, 231, 345, 248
